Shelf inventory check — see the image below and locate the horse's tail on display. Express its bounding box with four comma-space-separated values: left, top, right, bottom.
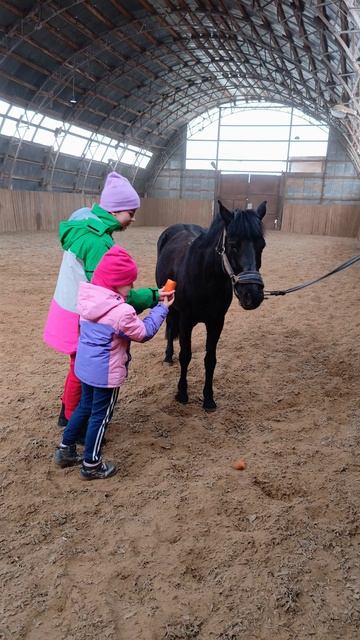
166, 309, 179, 341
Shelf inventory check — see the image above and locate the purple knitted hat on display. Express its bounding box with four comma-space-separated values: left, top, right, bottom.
99, 171, 140, 212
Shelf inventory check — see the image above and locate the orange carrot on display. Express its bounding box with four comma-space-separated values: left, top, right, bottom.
163, 279, 177, 292
232, 458, 247, 470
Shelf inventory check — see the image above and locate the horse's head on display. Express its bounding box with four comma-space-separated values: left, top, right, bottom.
218, 200, 266, 310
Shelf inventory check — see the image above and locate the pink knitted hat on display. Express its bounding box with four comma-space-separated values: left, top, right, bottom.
92, 246, 138, 291
99, 171, 140, 212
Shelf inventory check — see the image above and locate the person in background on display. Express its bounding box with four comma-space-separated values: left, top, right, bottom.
54, 246, 174, 480
43, 171, 168, 426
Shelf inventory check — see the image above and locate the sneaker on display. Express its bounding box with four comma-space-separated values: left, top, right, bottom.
54, 445, 82, 468
80, 460, 117, 480
57, 403, 68, 428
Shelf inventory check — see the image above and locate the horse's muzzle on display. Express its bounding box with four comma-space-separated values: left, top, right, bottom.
235, 278, 264, 310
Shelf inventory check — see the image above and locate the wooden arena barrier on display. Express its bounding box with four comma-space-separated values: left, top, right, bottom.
281, 203, 360, 238
0, 190, 214, 232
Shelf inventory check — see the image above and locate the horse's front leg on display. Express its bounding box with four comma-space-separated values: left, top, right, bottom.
176, 323, 193, 404
203, 318, 225, 411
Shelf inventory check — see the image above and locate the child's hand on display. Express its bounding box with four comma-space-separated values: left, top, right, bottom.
161, 292, 175, 307
159, 286, 175, 301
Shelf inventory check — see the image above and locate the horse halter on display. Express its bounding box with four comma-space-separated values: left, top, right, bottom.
216, 227, 264, 288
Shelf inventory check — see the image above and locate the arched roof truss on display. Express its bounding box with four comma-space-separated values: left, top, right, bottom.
0, 0, 358, 181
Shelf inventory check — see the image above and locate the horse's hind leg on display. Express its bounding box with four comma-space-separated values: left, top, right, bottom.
164, 321, 174, 364
164, 313, 178, 364
203, 318, 224, 411
176, 323, 192, 404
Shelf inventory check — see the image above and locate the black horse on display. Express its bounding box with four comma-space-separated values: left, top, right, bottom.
155, 201, 267, 411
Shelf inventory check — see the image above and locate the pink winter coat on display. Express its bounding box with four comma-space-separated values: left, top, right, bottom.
75, 282, 168, 388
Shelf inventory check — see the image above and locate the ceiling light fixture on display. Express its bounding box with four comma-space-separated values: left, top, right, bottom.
69, 76, 77, 105
330, 103, 357, 118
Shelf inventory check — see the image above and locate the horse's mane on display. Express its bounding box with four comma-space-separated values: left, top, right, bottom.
205, 208, 264, 244
231, 208, 264, 240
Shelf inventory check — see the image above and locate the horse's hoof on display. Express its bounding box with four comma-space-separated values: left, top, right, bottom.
203, 400, 217, 412
163, 359, 173, 366
175, 392, 188, 404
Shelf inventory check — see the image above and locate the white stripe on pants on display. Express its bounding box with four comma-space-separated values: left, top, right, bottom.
91, 387, 119, 462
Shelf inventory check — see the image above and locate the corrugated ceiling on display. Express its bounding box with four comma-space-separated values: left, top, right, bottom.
0, 0, 359, 170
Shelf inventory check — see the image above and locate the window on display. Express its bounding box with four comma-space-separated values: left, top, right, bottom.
186, 102, 329, 174
1, 118, 17, 137
0, 97, 152, 168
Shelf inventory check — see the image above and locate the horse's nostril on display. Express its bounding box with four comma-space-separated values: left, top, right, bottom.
238, 285, 264, 310
245, 293, 252, 305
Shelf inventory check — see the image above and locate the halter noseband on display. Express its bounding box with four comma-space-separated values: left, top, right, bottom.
216, 228, 264, 288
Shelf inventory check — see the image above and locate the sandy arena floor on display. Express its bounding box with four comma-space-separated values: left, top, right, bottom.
0, 226, 359, 640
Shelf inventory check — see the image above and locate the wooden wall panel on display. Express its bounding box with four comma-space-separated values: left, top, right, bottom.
0, 190, 213, 233
136, 197, 213, 227
282, 204, 360, 238
1, 189, 359, 238
0, 190, 94, 233
0, 189, 15, 232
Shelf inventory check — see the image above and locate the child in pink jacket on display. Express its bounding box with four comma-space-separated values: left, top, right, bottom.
44, 172, 167, 426
54, 246, 174, 480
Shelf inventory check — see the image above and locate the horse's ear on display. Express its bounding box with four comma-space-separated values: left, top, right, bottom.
218, 200, 233, 225
256, 201, 267, 219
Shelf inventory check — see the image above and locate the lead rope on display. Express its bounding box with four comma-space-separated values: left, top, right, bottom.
264, 254, 360, 297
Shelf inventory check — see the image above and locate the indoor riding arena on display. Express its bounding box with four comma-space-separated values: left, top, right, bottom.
1, 3, 359, 640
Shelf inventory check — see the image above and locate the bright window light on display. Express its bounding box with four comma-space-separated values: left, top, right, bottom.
188, 109, 219, 137
21, 124, 37, 142
218, 140, 288, 161
0, 99, 10, 115
190, 121, 220, 140
135, 154, 151, 168
24, 110, 43, 125
0, 99, 152, 168
187, 158, 217, 170
60, 134, 88, 156
219, 160, 287, 173
102, 147, 117, 163
187, 140, 217, 159
1, 118, 18, 137
87, 143, 108, 162
289, 140, 328, 156
101, 135, 113, 146
33, 128, 55, 146
8, 105, 24, 119
69, 124, 93, 138
186, 102, 329, 174
41, 116, 64, 131
222, 106, 291, 127
121, 149, 137, 164
221, 126, 290, 141
291, 125, 328, 141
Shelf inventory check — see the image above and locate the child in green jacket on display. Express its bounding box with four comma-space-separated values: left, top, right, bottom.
43, 172, 165, 425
